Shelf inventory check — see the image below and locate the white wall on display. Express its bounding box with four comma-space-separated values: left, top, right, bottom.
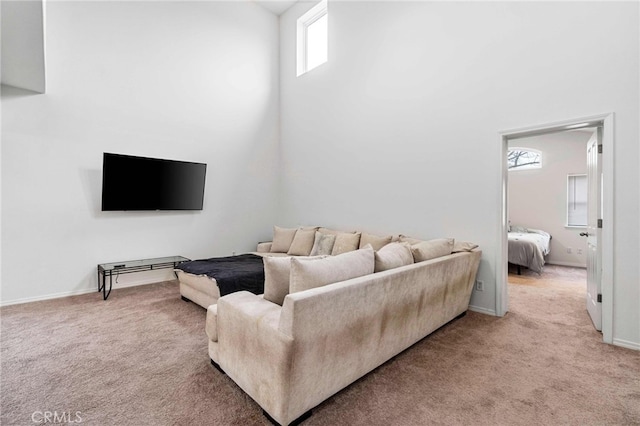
1, 1, 280, 303
280, 1, 639, 346
508, 131, 593, 268
0, 0, 46, 93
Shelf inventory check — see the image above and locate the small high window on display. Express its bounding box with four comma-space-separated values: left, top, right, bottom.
297, 0, 328, 76
567, 174, 587, 227
508, 148, 542, 171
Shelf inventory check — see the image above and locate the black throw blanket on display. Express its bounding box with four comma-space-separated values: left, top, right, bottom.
175, 254, 265, 297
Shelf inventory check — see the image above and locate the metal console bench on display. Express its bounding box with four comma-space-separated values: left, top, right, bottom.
97, 256, 190, 300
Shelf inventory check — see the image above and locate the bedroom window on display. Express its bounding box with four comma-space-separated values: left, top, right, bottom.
508, 148, 542, 170
297, 0, 328, 76
567, 174, 587, 227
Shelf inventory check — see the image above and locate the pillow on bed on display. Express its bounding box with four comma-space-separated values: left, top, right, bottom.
289, 245, 375, 294
510, 225, 528, 233
411, 238, 455, 262
270, 226, 298, 253
374, 242, 414, 272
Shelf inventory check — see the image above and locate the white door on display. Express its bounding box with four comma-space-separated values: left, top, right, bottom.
585, 130, 602, 331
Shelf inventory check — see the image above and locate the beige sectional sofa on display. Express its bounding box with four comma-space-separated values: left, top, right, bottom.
201, 226, 481, 426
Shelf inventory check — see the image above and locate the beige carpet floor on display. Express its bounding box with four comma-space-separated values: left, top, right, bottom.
1, 266, 639, 425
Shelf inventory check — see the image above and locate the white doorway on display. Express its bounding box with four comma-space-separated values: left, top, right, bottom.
497, 114, 614, 344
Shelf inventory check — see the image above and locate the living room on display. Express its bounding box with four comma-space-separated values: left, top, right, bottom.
2, 0, 639, 424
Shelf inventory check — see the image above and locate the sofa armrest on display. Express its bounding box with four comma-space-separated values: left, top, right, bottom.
257, 241, 272, 253
217, 292, 294, 423
218, 291, 282, 333
205, 304, 218, 342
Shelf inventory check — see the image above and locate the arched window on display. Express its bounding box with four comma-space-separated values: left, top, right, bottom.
508, 148, 542, 170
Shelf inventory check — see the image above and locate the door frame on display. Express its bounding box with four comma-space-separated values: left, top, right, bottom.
497, 113, 614, 344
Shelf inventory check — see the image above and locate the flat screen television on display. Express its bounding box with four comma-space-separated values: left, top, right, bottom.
101, 153, 207, 211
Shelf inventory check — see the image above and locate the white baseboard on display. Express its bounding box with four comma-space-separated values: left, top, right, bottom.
0, 287, 98, 307
468, 305, 497, 316
0, 271, 176, 307
612, 338, 640, 351
546, 261, 587, 268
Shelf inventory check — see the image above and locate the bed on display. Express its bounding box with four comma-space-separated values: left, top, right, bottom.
508, 226, 551, 274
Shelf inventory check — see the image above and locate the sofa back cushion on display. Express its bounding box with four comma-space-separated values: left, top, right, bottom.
411, 238, 455, 262
289, 245, 375, 294
374, 242, 414, 272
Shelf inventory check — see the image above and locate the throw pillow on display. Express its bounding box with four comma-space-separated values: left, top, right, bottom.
270, 226, 297, 253
374, 242, 414, 272
331, 232, 362, 255
289, 245, 375, 294
411, 238, 455, 262
263, 255, 327, 305
310, 231, 336, 256
359, 232, 392, 251
263, 256, 292, 305
287, 228, 317, 256
398, 234, 424, 245
510, 225, 528, 233
318, 227, 340, 235
452, 241, 479, 253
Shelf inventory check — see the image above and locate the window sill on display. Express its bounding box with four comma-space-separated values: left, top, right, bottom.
565, 225, 587, 229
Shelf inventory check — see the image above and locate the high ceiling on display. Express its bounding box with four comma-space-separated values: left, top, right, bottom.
253, 0, 299, 16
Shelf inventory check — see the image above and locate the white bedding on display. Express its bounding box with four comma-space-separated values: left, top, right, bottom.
508, 228, 551, 273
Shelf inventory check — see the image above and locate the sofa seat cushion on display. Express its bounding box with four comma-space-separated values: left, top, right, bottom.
251, 252, 290, 258
374, 242, 414, 272
289, 245, 375, 294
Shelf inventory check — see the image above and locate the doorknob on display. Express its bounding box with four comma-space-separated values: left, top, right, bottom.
579, 232, 589, 237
